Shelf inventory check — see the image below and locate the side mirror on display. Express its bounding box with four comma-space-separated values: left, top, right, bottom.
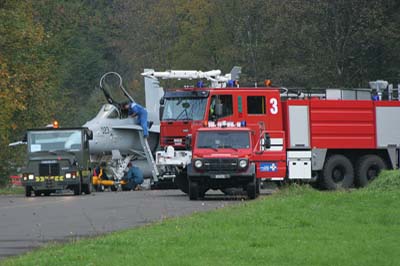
159, 98, 165, 120
185, 135, 192, 150
264, 133, 271, 149
159, 105, 164, 120
86, 129, 93, 140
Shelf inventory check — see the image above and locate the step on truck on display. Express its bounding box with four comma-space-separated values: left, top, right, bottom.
21, 123, 93, 196
144, 68, 400, 197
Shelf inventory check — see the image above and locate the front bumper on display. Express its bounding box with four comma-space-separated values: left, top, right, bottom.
187, 163, 255, 189
22, 176, 82, 190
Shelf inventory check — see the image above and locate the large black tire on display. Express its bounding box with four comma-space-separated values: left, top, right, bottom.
199, 187, 208, 199
82, 183, 92, 195
34, 190, 41, 197
74, 182, 82, 195
25, 186, 32, 197
321, 154, 354, 190
175, 172, 189, 194
246, 181, 257, 199
43, 191, 51, 196
356, 155, 387, 187
188, 180, 199, 200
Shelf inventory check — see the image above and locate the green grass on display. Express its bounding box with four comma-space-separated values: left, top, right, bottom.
2, 172, 400, 266
0, 186, 24, 195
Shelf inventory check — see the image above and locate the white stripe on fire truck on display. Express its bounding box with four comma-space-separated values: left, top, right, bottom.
267, 138, 283, 151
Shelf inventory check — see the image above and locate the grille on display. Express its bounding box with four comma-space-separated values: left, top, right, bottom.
162, 136, 186, 147
39, 163, 60, 176
203, 158, 238, 172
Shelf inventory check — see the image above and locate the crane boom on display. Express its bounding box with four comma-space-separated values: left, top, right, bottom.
141, 66, 241, 88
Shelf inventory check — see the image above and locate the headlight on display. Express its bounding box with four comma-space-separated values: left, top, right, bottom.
28, 174, 34, 180
194, 160, 203, 169
239, 159, 248, 168
65, 173, 71, 179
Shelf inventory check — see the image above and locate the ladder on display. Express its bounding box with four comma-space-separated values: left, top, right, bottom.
139, 132, 159, 182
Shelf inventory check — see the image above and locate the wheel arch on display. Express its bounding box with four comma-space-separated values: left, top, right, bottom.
324, 149, 393, 169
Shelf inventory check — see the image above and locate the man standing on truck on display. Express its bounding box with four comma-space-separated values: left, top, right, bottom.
123, 101, 149, 138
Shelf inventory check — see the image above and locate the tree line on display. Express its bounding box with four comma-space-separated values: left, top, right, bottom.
1, 0, 399, 184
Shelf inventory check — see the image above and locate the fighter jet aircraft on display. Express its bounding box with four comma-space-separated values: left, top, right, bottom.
83, 71, 163, 182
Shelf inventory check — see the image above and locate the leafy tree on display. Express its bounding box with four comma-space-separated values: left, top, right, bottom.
0, 1, 58, 185
33, 0, 117, 126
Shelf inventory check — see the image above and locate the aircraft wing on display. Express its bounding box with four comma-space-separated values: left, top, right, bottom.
112, 124, 160, 133
9, 141, 27, 147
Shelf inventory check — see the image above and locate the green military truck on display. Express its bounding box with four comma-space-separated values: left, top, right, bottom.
21, 126, 93, 197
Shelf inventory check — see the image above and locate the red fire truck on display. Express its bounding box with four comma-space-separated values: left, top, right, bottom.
143, 69, 400, 198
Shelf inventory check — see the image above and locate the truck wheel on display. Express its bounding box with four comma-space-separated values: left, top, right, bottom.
74, 183, 82, 195
199, 187, 208, 199
189, 180, 199, 200
34, 190, 41, 197
175, 173, 189, 194
25, 186, 32, 197
83, 183, 92, 195
246, 182, 257, 199
356, 155, 387, 187
321, 154, 354, 190
43, 191, 51, 196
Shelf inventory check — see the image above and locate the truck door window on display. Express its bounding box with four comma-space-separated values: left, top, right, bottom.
209, 95, 233, 119
247, 96, 266, 114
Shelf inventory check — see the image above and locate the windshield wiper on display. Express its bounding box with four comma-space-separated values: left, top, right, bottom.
48, 150, 76, 156
199, 145, 218, 151
175, 109, 190, 120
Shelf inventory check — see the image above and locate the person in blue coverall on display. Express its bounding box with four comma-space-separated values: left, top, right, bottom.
123, 163, 144, 191
123, 101, 149, 137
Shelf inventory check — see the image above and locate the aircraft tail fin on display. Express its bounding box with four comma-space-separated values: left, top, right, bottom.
144, 68, 164, 126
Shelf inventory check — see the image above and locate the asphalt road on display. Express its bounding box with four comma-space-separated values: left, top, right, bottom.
0, 188, 272, 260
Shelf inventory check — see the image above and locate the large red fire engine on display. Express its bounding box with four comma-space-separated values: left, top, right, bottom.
143, 69, 400, 198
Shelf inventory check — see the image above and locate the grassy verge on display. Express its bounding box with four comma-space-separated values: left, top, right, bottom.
2, 172, 400, 266
0, 186, 24, 195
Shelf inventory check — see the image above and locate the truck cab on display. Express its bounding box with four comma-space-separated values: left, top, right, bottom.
21, 127, 93, 196
187, 125, 262, 200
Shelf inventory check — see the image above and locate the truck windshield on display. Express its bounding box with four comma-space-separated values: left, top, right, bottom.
162, 98, 207, 121
196, 131, 250, 149
28, 130, 82, 153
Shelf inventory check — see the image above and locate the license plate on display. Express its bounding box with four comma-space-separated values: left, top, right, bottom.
214, 174, 229, 179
